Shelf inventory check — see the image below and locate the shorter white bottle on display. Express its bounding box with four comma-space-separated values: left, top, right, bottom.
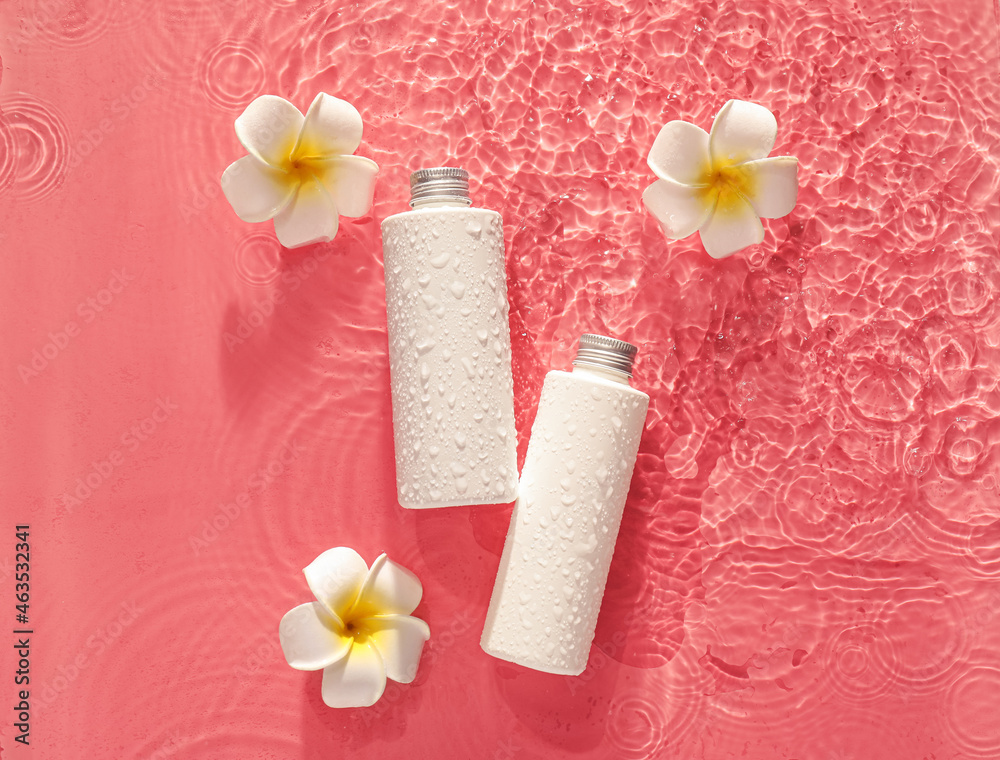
380, 168, 518, 509
481, 334, 649, 675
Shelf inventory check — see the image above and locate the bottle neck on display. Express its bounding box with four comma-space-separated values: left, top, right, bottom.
571, 364, 631, 386
409, 198, 473, 210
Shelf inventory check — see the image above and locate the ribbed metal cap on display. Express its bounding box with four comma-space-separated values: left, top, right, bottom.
409, 167, 472, 208
572, 334, 638, 377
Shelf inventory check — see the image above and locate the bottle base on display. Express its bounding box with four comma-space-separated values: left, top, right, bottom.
397, 492, 517, 510
479, 639, 586, 676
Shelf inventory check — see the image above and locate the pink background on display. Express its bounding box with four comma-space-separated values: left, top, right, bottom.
2, 0, 1000, 757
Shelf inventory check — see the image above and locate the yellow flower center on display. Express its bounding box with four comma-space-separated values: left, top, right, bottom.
710, 163, 750, 194
279, 154, 329, 188
275, 131, 335, 189
698, 159, 757, 218
342, 617, 369, 644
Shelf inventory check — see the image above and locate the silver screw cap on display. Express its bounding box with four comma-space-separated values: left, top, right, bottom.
572, 334, 639, 377
409, 167, 472, 208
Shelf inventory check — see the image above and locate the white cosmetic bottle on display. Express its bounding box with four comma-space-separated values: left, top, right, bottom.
481, 334, 649, 675
381, 168, 518, 509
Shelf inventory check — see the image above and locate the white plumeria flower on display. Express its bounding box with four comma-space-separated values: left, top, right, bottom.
278, 547, 430, 708
221, 93, 378, 249
642, 99, 798, 259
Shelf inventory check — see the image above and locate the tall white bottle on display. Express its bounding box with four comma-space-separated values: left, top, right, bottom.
381, 168, 518, 509
481, 334, 649, 675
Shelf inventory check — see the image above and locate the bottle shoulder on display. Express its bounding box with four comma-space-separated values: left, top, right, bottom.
382, 206, 501, 226
545, 369, 650, 401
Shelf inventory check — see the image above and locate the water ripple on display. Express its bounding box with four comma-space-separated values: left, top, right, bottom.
823, 623, 900, 705
0, 95, 69, 203
198, 39, 268, 111
946, 661, 1000, 757
233, 231, 284, 287
24, 0, 154, 49
0, 114, 15, 193
603, 651, 706, 758
604, 691, 669, 758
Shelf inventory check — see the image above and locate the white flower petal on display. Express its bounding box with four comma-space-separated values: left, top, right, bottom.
278, 602, 351, 671
647, 120, 711, 186
642, 179, 714, 240
234, 95, 304, 168
709, 100, 777, 166
365, 614, 431, 684
314, 155, 379, 218
354, 554, 423, 617
321, 641, 386, 708
734, 156, 799, 219
699, 190, 764, 259
273, 179, 339, 249
294, 92, 364, 159
221, 156, 296, 223
304, 547, 369, 620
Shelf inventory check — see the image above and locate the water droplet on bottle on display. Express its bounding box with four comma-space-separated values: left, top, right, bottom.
465, 220, 483, 238
429, 250, 450, 268
450, 280, 466, 299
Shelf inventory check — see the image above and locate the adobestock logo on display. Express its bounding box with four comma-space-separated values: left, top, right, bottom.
188, 440, 304, 554
223, 246, 335, 353
17, 268, 135, 383
66, 67, 167, 172
57, 397, 178, 513
359, 609, 475, 728
35, 600, 142, 715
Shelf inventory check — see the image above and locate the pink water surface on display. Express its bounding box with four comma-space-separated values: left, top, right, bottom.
2, 0, 1000, 757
